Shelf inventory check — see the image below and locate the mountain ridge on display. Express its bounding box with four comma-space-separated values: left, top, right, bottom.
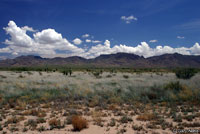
0, 52, 200, 68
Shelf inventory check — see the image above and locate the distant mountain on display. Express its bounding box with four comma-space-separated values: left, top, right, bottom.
147, 53, 200, 68
0, 53, 200, 68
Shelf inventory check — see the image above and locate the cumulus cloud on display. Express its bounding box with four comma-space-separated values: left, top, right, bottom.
121, 15, 137, 24
73, 38, 82, 45
1, 21, 200, 59
82, 34, 89, 38
83, 40, 200, 58
1, 20, 84, 58
177, 36, 184, 39
149, 40, 158, 43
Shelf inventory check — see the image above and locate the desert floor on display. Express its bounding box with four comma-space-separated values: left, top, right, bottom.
0, 71, 200, 134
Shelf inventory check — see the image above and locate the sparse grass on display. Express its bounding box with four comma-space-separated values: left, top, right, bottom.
0, 71, 200, 133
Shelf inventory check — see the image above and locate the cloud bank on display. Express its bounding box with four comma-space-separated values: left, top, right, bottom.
1, 21, 200, 59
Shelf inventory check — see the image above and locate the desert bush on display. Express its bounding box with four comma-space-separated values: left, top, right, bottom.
92, 71, 101, 78
136, 113, 156, 121
36, 117, 46, 123
106, 74, 112, 78
164, 81, 184, 92
48, 118, 63, 129
173, 114, 182, 122
65, 116, 73, 125
9, 127, 19, 132
132, 124, 143, 131
123, 75, 129, 79
37, 126, 45, 132
71, 115, 88, 131
62, 69, 72, 76
0, 75, 6, 79
5, 116, 23, 124
25, 119, 37, 130
120, 115, 133, 123
91, 111, 104, 127
108, 118, 116, 127
175, 68, 197, 79
0, 124, 2, 131
23, 127, 28, 132
178, 87, 193, 101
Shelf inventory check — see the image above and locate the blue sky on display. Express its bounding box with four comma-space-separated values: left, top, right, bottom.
0, 0, 200, 59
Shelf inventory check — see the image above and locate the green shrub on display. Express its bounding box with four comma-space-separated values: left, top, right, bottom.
120, 116, 132, 123
123, 75, 129, 79
62, 69, 72, 76
175, 68, 197, 79
165, 81, 183, 92
92, 72, 102, 78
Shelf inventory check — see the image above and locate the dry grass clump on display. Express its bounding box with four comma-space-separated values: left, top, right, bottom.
48, 118, 63, 129
5, 116, 25, 125
91, 111, 104, 127
136, 113, 156, 121
12, 99, 27, 110
178, 87, 193, 101
71, 115, 88, 131
120, 115, 133, 124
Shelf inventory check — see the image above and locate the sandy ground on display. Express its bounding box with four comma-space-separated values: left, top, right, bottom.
0, 71, 200, 134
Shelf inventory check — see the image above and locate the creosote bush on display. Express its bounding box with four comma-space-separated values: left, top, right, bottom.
175, 68, 197, 79
164, 81, 184, 92
71, 115, 88, 131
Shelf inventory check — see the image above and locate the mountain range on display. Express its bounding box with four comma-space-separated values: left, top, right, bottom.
0, 53, 200, 68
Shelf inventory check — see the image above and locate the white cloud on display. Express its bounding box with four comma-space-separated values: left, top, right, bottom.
82, 34, 90, 38
121, 15, 137, 24
85, 39, 91, 43
92, 40, 101, 43
1, 20, 84, 58
73, 38, 82, 45
22, 26, 37, 32
177, 36, 185, 39
82, 40, 200, 59
149, 40, 158, 43
1, 21, 200, 59
85, 39, 101, 43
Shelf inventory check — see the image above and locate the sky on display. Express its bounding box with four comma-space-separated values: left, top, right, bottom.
0, 0, 200, 59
